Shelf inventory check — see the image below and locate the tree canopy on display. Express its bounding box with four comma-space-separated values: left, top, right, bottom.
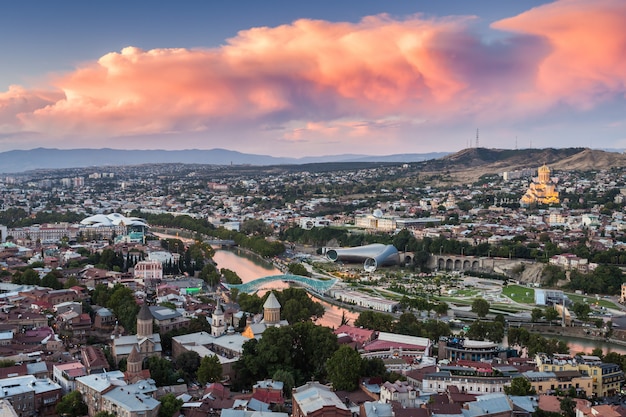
326, 345, 364, 391
158, 393, 184, 417
198, 354, 222, 385
234, 321, 338, 390
471, 298, 490, 318
56, 390, 88, 417
504, 377, 535, 396
354, 311, 394, 332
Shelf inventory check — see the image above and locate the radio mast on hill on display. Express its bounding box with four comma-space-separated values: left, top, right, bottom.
475, 129, 479, 148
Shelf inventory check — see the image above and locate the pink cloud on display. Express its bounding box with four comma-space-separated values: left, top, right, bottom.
0, 1, 625, 154
2, 14, 482, 141
0, 86, 63, 128
493, 0, 626, 108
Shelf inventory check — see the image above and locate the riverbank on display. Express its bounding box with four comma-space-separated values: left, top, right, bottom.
517, 323, 626, 354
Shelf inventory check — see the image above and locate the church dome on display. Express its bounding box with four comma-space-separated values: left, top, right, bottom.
263, 292, 281, 309
137, 303, 153, 320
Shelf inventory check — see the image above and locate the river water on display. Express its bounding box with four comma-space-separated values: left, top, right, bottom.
212, 249, 626, 350
547, 335, 626, 355
212, 249, 358, 328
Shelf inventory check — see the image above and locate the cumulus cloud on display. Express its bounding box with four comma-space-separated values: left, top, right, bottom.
0, 0, 625, 154
493, 0, 626, 109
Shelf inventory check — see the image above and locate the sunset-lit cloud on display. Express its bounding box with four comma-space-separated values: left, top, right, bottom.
493, 0, 626, 109
0, 0, 625, 155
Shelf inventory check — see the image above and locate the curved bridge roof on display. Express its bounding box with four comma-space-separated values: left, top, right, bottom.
224, 274, 338, 294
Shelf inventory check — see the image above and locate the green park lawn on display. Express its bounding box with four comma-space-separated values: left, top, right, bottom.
565, 293, 618, 310
502, 284, 535, 304
449, 289, 479, 297
500, 284, 618, 310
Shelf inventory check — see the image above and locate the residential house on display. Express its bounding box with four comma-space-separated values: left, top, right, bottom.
292, 382, 350, 417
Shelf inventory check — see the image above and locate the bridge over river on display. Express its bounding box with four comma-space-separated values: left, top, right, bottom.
224, 274, 338, 294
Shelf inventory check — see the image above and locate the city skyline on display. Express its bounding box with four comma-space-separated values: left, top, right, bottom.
1, 0, 625, 157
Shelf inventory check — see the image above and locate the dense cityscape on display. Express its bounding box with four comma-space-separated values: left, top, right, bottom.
2, 0, 626, 415
0, 154, 625, 417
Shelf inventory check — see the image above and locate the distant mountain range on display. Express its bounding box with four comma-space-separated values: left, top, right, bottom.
1, 146, 624, 175
0, 148, 449, 174
418, 147, 626, 183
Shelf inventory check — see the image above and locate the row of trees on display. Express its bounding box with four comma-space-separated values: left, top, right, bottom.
143, 352, 222, 387
567, 264, 624, 295
0, 207, 82, 228
507, 327, 569, 356
353, 310, 452, 342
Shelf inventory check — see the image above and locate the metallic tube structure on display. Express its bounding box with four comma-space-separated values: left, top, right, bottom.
326, 243, 399, 272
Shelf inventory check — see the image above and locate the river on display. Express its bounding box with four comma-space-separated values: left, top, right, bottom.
212, 249, 626, 351
547, 335, 626, 356
212, 249, 358, 328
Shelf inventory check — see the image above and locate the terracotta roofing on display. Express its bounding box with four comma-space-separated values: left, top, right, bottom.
363, 340, 427, 352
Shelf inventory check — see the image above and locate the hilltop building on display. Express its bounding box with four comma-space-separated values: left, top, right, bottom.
520, 165, 560, 206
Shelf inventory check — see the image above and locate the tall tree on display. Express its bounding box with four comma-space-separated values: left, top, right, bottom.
107, 284, 140, 333
55, 390, 88, 417
544, 306, 560, 325
560, 397, 576, 417
274, 288, 325, 323
198, 355, 222, 385
471, 298, 490, 318
175, 351, 201, 383
158, 393, 184, 417
504, 377, 535, 396
354, 311, 394, 332
147, 356, 180, 386
41, 271, 63, 290
273, 369, 296, 398
326, 345, 363, 391
531, 308, 544, 322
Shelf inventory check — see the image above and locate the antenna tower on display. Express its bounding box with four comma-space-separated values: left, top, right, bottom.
475, 129, 479, 148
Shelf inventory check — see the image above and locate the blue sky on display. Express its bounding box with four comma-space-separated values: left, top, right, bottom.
1, 0, 625, 157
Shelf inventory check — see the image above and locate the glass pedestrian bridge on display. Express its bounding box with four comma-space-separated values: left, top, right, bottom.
224, 274, 338, 294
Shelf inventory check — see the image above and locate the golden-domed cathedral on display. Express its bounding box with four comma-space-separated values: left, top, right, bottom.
520, 164, 560, 206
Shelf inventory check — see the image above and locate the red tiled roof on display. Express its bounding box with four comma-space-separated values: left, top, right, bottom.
252, 390, 284, 404
363, 340, 427, 352
455, 360, 493, 370
334, 325, 375, 345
